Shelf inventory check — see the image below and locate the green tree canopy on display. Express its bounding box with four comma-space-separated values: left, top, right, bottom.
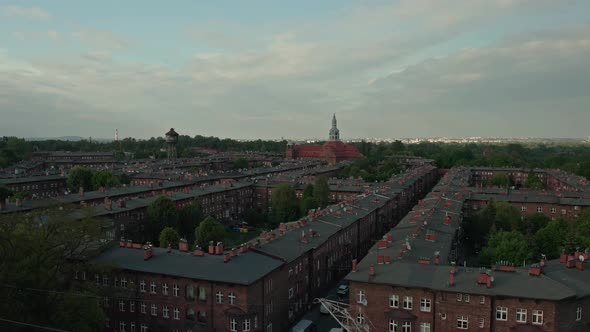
519, 213, 550, 237
0, 207, 108, 331
67, 166, 94, 192
159, 227, 180, 249
525, 173, 545, 190
480, 231, 530, 267
232, 158, 249, 169
487, 173, 511, 188
178, 203, 203, 243
532, 218, 568, 259
147, 195, 178, 242
0, 185, 12, 201
91, 170, 120, 190
313, 176, 330, 208
270, 183, 299, 225
244, 208, 269, 228
493, 202, 521, 232
195, 216, 226, 248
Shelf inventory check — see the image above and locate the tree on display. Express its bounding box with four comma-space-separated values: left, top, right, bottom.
195, 216, 226, 248
493, 202, 521, 232
313, 176, 330, 208
178, 203, 202, 243
67, 166, 94, 192
519, 213, 550, 237
244, 208, 268, 228
0, 207, 108, 331
0, 185, 12, 201
301, 184, 317, 213
232, 158, 249, 170
532, 219, 568, 259
487, 173, 511, 188
147, 196, 178, 242
91, 170, 120, 190
159, 227, 180, 249
270, 184, 299, 225
118, 173, 132, 185
525, 173, 545, 190
480, 231, 530, 267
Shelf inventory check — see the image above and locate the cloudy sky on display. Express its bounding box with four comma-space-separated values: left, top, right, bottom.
1, 1, 589, 140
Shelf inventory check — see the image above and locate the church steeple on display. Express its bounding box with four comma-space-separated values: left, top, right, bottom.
329, 113, 340, 141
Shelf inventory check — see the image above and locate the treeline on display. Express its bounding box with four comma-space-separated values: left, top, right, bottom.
463, 202, 590, 267
0, 135, 287, 165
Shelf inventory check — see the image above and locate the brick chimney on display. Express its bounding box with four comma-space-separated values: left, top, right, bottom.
378, 240, 387, 249
143, 243, 154, 260
126, 239, 132, 248
434, 252, 441, 265
193, 246, 205, 257
529, 264, 542, 276
215, 242, 223, 255
566, 256, 576, 268
378, 255, 384, 265
119, 237, 126, 247
179, 238, 189, 252
576, 256, 585, 271
387, 233, 393, 243
239, 245, 247, 254
384, 256, 391, 264
425, 231, 436, 242
208, 241, 215, 255
224, 253, 231, 263
352, 259, 357, 272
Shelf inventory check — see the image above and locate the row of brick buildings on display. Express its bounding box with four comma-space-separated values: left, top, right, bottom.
81, 164, 439, 332
345, 167, 590, 332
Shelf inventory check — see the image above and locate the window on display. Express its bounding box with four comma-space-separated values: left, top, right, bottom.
389, 319, 398, 332
150, 282, 157, 294
537, 207, 542, 213
102, 275, 108, 286
119, 300, 125, 312
95, 274, 100, 284
230, 318, 237, 332
521, 206, 526, 212
151, 304, 157, 316
140, 280, 146, 292
551, 207, 556, 214
119, 321, 126, 332
163, 306, 170, 318
479, 296, 485, 304
140, 302, 146, 314
174, 307, 180, 320
130, 301, 135, 313
419, 322, 430, 332
216, 291, 224, 304
254, 316, 258, 328
533, 310, 543, 325
267, 323, 272, 332
229, 292, 236, 305
516, 308, 527, 323
403, 296, 413, 310
130, 322, 136, 332
357, 290, 366, 304
496, 307, 508, 321
561, 209, 567, 215
243, 318, 251, 331
115, 277, 119, 287
103, 297, 109, 307
199, 287, 206, 301
357, 311, 364, 325
402, 321, 411, 332
173, 284, 179, 296
456, 293, 462, 302
289, 288, 294, 299
390, 295, 399, 308
162, 283, 168, 295
121, 278, 127, 288
186, 285, 194, 300
441, 313, 447, 320
140, 324, 148, 332
420, 298, 431, 312
479, 318, 485, 328
577, 307, 582, 321
463, 294, 470, 303
457, 316, 468, 329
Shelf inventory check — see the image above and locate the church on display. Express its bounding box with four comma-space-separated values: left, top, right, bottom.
286, 114, 362, 164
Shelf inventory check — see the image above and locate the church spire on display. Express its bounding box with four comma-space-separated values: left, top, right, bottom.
329, 114, 340, 141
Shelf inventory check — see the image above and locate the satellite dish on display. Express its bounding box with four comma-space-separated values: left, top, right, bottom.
579, 255, 585, 262
361, 298, 368, 306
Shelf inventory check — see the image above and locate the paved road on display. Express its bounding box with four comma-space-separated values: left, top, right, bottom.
300, 284, 349, 332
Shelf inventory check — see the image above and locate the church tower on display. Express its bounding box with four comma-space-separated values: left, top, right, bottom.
329, 113, 340, 141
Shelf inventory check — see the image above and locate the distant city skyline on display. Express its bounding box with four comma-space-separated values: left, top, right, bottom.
1, 1, 589, 139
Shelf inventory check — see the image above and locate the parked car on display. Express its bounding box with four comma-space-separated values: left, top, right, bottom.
336, 284, 349, 296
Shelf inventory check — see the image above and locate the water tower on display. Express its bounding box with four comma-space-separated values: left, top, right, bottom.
165, 128, 179, 161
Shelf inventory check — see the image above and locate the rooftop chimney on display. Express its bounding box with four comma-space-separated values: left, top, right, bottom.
434, 252, 441, 265
378, 240, 387, 249
193, 246, 205, 257
449, 262, 456, 287
378, 255, 384, 265
119, 238, 126, 247
224, 253, 231, 263
208, 241, 215, 255
166, 244, 172, 253
79, 187, 84, 197
385, 255, 391, 264
352, 259, 357, 272
215, 242, 224, 255
179, 238, 189, 252
126, 239, 132, 248
369, 264, 375, 277
143, 243, 154, 260
387, 233, 393, 243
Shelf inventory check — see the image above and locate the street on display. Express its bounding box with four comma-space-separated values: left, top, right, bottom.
299, 283, 349, 332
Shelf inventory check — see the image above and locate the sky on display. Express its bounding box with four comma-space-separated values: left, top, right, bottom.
1, 0, 589, 140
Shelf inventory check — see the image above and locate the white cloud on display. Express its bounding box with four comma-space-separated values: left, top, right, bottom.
1, 5, 50, 20
72, 29, 128, 50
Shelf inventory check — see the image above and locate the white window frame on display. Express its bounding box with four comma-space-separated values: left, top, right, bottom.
121, 277, 127, 288
130, 322, 136, 332
119, 300, 125, 312
537, 207, 542, 213
516, 308, 527, 323
150, 281, 157, 294
420, 298, 431, 312
479, 296, 485, 304
532, 310, 543, 325
576, 307, 582, 321
403, 296, 413, 310
357, 290, 366, 304
390, 295, 399, 308
163, 306, 170, 318
151, 304, 157, 316
463, 294, 470, 303
173, 307, 180, 320
173, 284, 179, 297
419, 322, 430, 332
119, 321, 126, 332
230, 318, 237, 332
496, 307, 508, 321
162, 283, 168, 295
216, 291, 224, 304
389, 319, 398, 332
456, 293, 462, 302
288, 288, 294, 299
457, 316, 468, 329
229, 291, 236, 305
243, 318, 251, 331
130, 301, 135, 313
402, 321, 411, 332
140, 302, 146, 314
140, 324, 148, 332
479, 318, 484, 328
140, 280, 146, 293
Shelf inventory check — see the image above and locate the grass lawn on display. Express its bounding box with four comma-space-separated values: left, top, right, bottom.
223, 229, 262, 248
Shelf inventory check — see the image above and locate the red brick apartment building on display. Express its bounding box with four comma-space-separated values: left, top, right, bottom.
346, 167, 590, 332
88, 164, 439, 332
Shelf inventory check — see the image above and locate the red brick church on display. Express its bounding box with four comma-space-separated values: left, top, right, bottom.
286, 114, 362, 164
